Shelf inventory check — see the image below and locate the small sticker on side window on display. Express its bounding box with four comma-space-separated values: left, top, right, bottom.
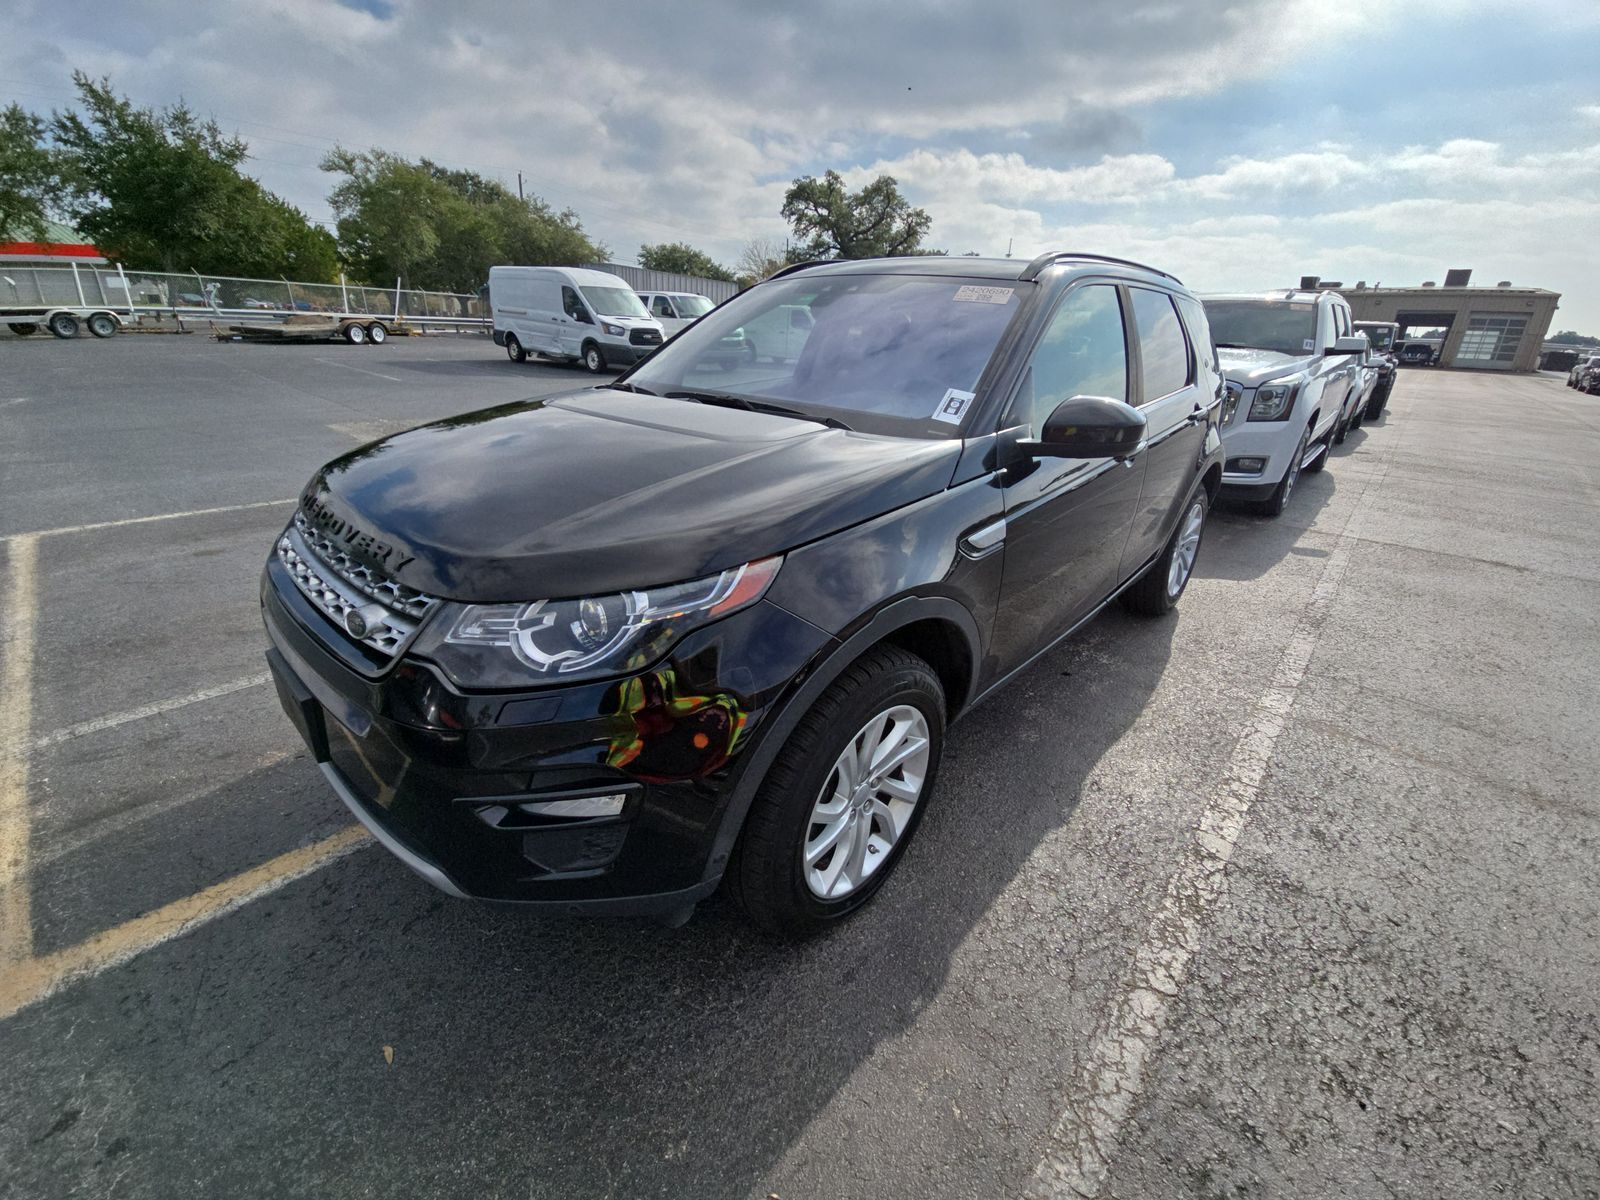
1303, 338, 1314, 351
952, 285, 1014, 305
932, 388, 976, 424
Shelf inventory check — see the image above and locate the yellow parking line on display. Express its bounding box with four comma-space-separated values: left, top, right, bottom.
0, 824, 371, 1021
0, 535, 39, 968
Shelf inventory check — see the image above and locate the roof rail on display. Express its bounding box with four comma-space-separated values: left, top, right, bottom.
765, 259, 833, 282
1018, 251, 1183, 285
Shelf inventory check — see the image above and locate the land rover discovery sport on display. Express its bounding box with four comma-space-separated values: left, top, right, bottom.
262, 252, 1225, 934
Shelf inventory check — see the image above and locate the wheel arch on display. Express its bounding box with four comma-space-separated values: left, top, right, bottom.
700, 595, 983, 884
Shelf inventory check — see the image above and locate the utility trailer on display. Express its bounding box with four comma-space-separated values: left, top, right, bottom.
1, 306, 124, 339
211, 314, 396, 345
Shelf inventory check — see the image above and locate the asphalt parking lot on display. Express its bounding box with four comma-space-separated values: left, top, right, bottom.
1, 334, 1596, 1199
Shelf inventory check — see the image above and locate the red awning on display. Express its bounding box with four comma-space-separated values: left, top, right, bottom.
0, 241, 104, 258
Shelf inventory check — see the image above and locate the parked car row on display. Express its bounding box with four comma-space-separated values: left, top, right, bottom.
269, 251, 1395, 937
1201, 289, 1394, 516
1566, 353, 1600, 392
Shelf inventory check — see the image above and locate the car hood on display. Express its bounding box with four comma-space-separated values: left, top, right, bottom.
1217, 346, 1312, 388
299, 389, 961, 603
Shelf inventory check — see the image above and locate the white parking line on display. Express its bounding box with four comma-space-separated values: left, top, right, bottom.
313, 357, 403, 383
31, 673, 272, 752
3, 497, 296, 543
0, 536, 39, 968
1027, 425, 1401, 1198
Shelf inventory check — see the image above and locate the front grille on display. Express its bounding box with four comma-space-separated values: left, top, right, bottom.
629, 328, 663, 347
276, 513, 440, 660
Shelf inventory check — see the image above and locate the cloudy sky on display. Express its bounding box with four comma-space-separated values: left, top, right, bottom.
5, 0, 1598, 331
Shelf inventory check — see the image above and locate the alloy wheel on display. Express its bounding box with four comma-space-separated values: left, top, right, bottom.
802, 705, 931, 900
1167, 498, 1205, 597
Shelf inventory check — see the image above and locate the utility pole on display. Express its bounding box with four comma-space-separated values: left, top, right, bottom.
517, 172, 524, 202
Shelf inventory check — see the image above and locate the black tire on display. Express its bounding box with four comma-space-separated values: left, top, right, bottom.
1121, 489, 1208, 616
87, 313, 118, 339
1365, 386, 1388, 420
1303, 427, 1331, 473
730, 644, 946, 937
366, 322, 387, 344
1256, 424, 1310, 517
10, 323, 37, 337
1333, 408, 1349, 446
48, 312, 79, 339
742, 338, 758, 365
582, 341, 606, 373
505, 334, 526, 363
343, 322, 367, 345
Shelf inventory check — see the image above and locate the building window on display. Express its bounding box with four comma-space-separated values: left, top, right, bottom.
1456, 313, 1529, 366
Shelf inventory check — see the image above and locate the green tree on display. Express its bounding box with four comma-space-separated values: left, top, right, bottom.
321, 150, 602, 291
638, 241, 734, 282
781, 170, 933, 260
50, 73, 335, 279
0, 103, 58, 240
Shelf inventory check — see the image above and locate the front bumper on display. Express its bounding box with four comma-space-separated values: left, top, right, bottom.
261, 559, 832, 911
1219, 418, 1298, 492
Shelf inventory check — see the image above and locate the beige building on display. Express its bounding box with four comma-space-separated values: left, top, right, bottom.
1342, 275, 1560, 373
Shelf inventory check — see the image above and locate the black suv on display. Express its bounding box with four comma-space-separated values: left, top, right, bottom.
262, 253, 1225, 934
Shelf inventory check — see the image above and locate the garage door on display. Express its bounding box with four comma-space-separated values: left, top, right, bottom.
1454, 312, 1528, 370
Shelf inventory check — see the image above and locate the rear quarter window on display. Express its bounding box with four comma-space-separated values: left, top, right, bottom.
1130, 288, 1192, 401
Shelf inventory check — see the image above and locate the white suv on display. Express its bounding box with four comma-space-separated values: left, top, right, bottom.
1201, 290, 1369, 517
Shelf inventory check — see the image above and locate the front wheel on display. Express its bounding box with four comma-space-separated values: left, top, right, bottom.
87, 313, 118, 338
1365, 386, 1388, 420
731, 645, 945, 936
343, 322, 367, 344
1122, 490, 1207, 616
505, 334, 526, 363
10, 323, 37, 337
366, 322, 387, 344
582, 342, 607, 373
48, 312, 80, 339
1257, 424, 1310, 517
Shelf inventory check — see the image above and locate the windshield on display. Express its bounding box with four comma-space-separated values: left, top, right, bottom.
672, 294, 714, 317
1355, 323, 1396, 351
581, 286, 650, 318
624, 273, 1023, 437
1203, 300, 1317, 356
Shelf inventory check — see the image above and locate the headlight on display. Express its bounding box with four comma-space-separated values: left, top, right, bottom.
414, 557, 783, 688
1220, 382, 1242, 427
602, 322, 625, 336
1248, 381, 1299, 421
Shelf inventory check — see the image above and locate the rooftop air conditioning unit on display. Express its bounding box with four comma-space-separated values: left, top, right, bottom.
1444, 268, 1473, 287
1422, 281, 1436, 288
1497, 280, 1512, 287
1299, 275, 1320, 290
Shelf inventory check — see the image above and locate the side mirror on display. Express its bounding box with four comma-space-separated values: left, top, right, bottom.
1327, 335, 1368, 355
1029, 395, 1147, 459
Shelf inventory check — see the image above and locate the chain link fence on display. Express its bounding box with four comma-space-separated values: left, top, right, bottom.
1, 264, 485, 325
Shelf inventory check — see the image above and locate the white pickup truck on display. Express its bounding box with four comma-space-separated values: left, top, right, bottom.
1200, 289, 1369, 516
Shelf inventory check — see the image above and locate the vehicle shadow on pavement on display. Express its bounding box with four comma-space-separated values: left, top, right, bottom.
1199, 470, 1337, 583
0, 614, 1177, 1200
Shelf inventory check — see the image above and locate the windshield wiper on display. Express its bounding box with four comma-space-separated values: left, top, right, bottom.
1213, 342, 1258, 350
606, 381, 658, 395
663, 390, 851, 431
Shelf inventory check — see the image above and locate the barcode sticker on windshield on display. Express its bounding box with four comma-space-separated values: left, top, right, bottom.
1303, 339, 1314, 351
953, 285, 1014, 305
933, 389, 976, 424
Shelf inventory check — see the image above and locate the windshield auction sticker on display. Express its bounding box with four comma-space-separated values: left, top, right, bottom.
932, 389, 976, 424
952, 285, 1014, 304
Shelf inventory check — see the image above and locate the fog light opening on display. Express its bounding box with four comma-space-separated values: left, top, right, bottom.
517, 793, 628, 820
1227, 456, 1267, 475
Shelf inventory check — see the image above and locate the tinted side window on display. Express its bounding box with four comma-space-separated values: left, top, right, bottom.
1130, 288, 1191, 401
1174, 294, 1218, 377
652, 296, 675, 318
561, 286, 587, 320
1011, 284, 1127, 434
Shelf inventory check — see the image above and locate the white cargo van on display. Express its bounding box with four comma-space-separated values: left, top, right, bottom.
637, 291, 715, 339
490, 266, 665, 372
